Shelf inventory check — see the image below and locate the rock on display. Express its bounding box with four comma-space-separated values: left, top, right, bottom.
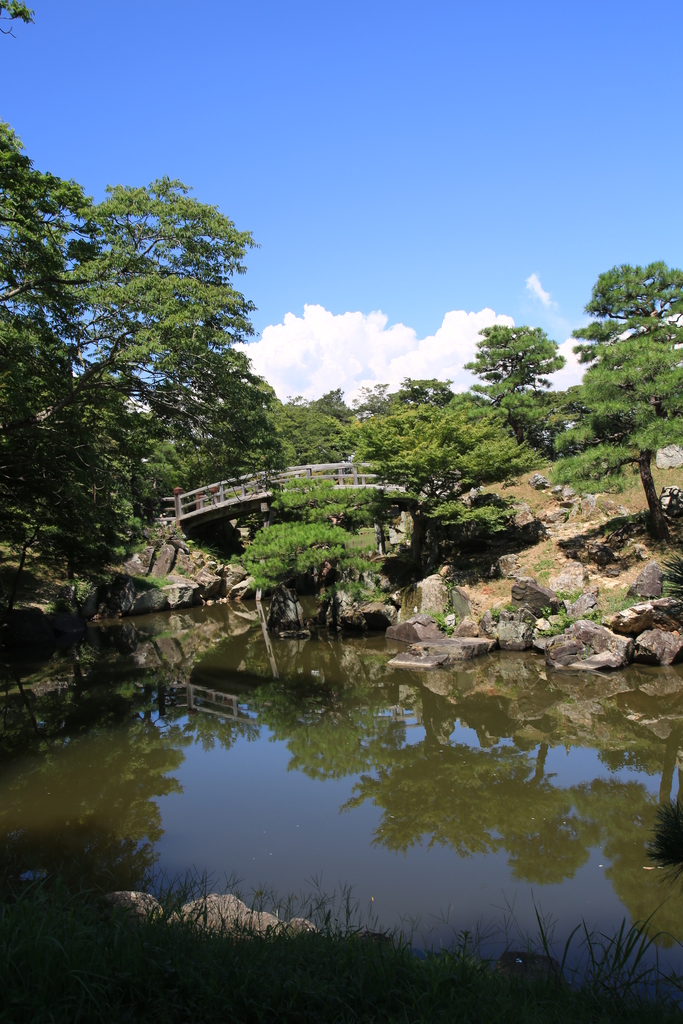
546, 620, 634, 671
549, 561, 586, 594
587, 542, 615, 567
388, 636, 497, 669
130, 587, 169, 615
497, 609, 535, 651
450, 586, 472, 619
564, 589, 598, 619
326, 590, 365, 631
604, 566, 620, 577
582, 494, 598, 513
656, 445, 683, 470
607, 598, 683, 635
478, 609, 499, 639
360, 601, 397, 630
616, 505, 630, 516
529, 473, 551, 489
48, 613, 88, 641
629, 561, 663, 599
173, 549, 194, 574
561, 486, 576, 501
267, 585, 304, 632
194, 566, 222, 601
131, 641, 161, 669
168, 536, 189, 554
386, 614, 443, 643
444, 613, 456, 627
661, 486, 683, 518
97, 575, 136, 618
162, 581, 197, 610
510, 577, 560, 616
0, 608, 56, 657
539, 508, 566, 526
218, 564, 248, 596
149, 544, 176, 577
634, 629, 683, 666
498, 554, 520, 578
77, 585, 99, 620
104, 891, 162, 920
416, 574, 449, 614
633, 543, 650, 562
175, 894, 278, 936
122, 553, 147, 576
453, 615, 479, 637
514, 504, 535, 529
229, 577, 256, 601
532, 631, 549, 653
535, 617, 551, 631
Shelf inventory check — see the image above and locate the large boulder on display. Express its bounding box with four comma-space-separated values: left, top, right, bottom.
628, 561, 663, 599
478, 609, 499, 639
661, 486, 683, 518
450, 586, 472, 619
97, 575, 136, 618
219, 564, 248, 596
174, 894, 314, 936
546, 620, 634, 671
416, 574, 449, 614
564, 588, 598, 619
194, 566, 222, 601
607, 598, 683, 636
130, 587, 170, 616
359, 601, 397, 630
386, 613, 443, 643
453, 615, 479, 637
163, 580, 198, 610
0, 608, 56, 658
150, 544, 176, 577
497, 608, 535, 651
267, 585, 304, 632
587, 542, 615, 567
549, 561, 586, 594
326, 590, 365, 631
528, 473, 551, 489
656, 445, 683, 470
122, 552, 147, 576
510, 577, 560, 616
229, 577, 256, 601
388, 636, 497, 669
497, 554, 520, 578
105, 891, 162, 921
634, 629, 683, 666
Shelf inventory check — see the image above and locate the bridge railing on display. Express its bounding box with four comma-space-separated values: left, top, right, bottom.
164, 462, 394, 522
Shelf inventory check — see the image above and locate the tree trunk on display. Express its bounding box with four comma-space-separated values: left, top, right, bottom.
410, 507, 425, 568
6, 532, 37, 616
639, 450, 669, 541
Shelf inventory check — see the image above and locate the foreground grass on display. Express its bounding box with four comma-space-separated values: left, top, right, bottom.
1, 884, 682, 1023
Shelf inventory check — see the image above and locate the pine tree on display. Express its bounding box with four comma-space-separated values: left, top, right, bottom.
554, 262, 683, 540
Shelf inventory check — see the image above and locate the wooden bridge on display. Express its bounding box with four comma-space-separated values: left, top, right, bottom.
165, 462, 403, 531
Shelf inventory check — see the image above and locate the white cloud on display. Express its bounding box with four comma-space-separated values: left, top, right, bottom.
525, 272, 553, 307
238, 304, 514, 403
547, 337, 584, 390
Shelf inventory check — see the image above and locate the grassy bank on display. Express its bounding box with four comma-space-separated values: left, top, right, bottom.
1, 882, 682, 1023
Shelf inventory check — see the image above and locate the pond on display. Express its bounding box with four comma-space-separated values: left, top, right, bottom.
2, 602, 683, 960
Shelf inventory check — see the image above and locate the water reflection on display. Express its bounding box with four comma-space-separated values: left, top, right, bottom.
2, 603, 683, 941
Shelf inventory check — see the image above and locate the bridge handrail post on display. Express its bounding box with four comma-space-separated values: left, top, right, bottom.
173, 487, 183, 523
352, 466, 358, 485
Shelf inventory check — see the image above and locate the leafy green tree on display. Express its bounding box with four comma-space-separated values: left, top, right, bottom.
465, 325, 565, 447
393, 377, 455, 408
309, 388, 353, 423
243, 522, 372, 589
554, 262, 683, 540
271, 397, 355, 465
273, 477, 378, 531
352, 383, 392, 420
358, 404, 536, 565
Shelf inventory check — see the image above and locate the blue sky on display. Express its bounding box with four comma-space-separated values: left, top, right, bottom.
3, 1, 682, 399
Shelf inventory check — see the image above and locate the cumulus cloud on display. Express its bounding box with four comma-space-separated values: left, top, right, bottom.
547, 338, 584, 390
238, 304, 514, 403
525, 272, 553, 307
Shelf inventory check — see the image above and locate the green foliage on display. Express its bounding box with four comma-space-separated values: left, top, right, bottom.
663, 554, 683, 600
271, 397, 355, 465
0, 2, 33, 33
393, 377, 455, 408
649, 800, 683, 886
351, 383, 392, 420
465, 324, 565, 450
273, 477, 378, 531
553, 263, 683, 537
243, 522, 373, 589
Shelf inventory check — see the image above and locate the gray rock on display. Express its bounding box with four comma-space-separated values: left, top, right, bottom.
564, 588, 598, 619
528, 473, 551, 489
498, 554, 520, 578
546, 620, 634, 671
656, 445, 683, 470
561, 486, 576, 501
326, 589, 365, 631
497, 609, 535, 651
229, 577, 256, 601
130, 588, 169, 616
514, 503, 535, 529
105, 891, 162, 920
416, 574, 449, 614
587, 542, 615, 567
173, 549, 194, 574
360, 601, 397, 630
549, 561, 586, 594
628, 561, 663, 599
478, 609, 499, 639
122, 552, 147, 576
450, 586, 472, 619
634, 628, 683, 666
162, 581, 196, 610
661, 486, 683, 518
386, 614, 443, 643
174, 894, 313, 936
607, 598, 683, 635
453, 615, 479, 637
388, 636, 497, 669
510, 577, 560, 616
195, 566, 222, 601
267, 585, 304, 632
582, 494, 598, 512
150, 543, 176, 577
97, 575, 136, 618
218, 564, 248, 596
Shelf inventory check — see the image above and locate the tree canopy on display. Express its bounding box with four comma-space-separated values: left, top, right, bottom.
554, 262, 683, 539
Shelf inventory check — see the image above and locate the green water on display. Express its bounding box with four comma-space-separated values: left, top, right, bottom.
2, 602, 683, 952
